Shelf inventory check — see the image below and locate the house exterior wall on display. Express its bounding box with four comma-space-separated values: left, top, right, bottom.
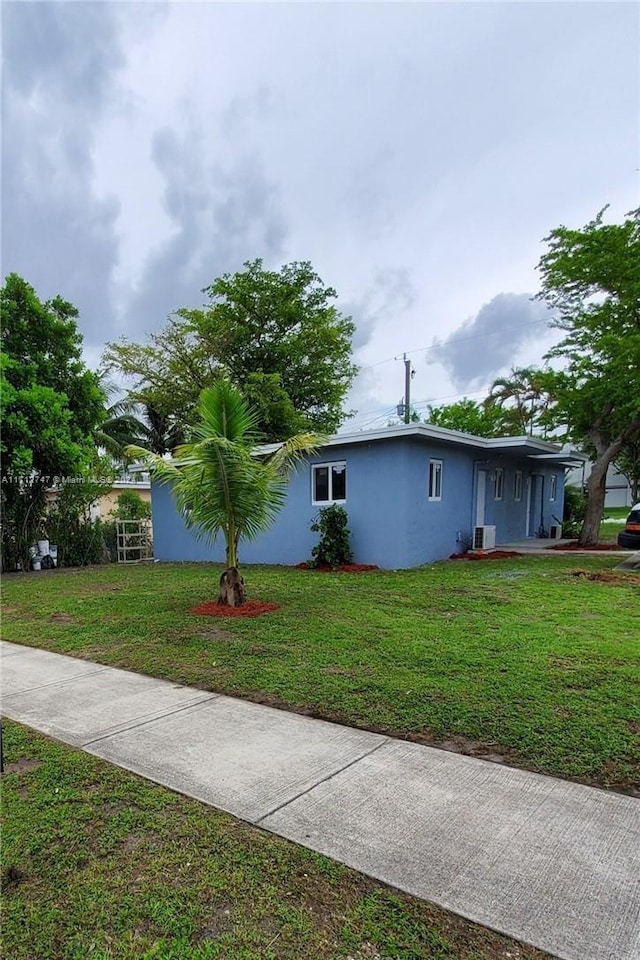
96, 484, 151, 519
151, 437, 565, 568
478, 458, 564, 541
152, 438, 410, 569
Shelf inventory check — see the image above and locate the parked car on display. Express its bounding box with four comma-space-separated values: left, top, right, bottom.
617, 503, 640, 548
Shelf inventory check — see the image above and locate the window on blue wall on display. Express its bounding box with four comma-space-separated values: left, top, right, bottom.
494, 467, 504, 501
514, 470, 523, 502
550, 474, 557, 501
428, 459, 443, 501
312, 462, 347, 504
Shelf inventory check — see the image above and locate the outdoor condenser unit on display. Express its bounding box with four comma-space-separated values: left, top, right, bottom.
473, 525, 496, 550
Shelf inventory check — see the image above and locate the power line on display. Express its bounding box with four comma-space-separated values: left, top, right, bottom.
356, 314, 549, 374
346, 385, 495, 430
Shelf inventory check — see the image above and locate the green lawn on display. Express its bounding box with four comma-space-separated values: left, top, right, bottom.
2, 722, 549, 960
603, 506, 635, 518
601, 505, 633, 539
2, 557, 639, 790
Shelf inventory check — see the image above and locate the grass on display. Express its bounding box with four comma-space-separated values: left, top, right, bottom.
601, 505, 634, 539
1, 721, 550, 960
2, 557, 639, 791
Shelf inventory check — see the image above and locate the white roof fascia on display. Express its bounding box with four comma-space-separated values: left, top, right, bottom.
484, 436, 563, 454
143, 423, 572, 470
528, 452, 588, 462
112, 480, 151, 490
329, 422, 488, 449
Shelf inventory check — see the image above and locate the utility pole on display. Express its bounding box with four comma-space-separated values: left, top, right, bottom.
396, 353, 415, 423
403, 353, 412, 424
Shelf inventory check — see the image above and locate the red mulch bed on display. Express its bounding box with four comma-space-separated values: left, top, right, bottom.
294, 562, 379, 573
450, 550, 521, 561
550, 542, 624, 551
191, 600, 280, 618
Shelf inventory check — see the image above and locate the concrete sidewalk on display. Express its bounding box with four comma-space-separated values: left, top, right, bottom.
2, 640, 638, 960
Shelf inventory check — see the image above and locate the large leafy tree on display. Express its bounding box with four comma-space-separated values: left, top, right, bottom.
1, 274, 105, 477
1, 274, 106, 570
537, 207, 640, 543
128, 380, 320, 606
105, 260, 357, 442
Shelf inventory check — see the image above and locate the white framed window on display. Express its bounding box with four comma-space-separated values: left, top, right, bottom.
514, 470, 523, 502
494, 467, 504, 501
312, 462, 347, 504
550, 474, 557, 501
428, 459, 443, 501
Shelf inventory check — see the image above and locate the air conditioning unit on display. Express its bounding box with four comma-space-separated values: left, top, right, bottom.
549, 524, 562, 540
473, 525, 496, 550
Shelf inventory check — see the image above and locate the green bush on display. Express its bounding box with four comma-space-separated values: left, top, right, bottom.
562, 484, 587, 537
101, 520, 118, 563
0, 479, 48, 572
45, 478, 112, 567
309, 504, 353, 569
111, 490, 151, 521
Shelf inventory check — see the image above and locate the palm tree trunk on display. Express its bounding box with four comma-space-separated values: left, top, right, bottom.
218, 524, 246, 606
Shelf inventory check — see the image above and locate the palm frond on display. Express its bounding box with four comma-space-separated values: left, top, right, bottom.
128, 382, 323, 563
265, 432, 326, 475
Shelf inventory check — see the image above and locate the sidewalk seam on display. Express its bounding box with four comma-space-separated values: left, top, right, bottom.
81, 694, 219, 746
255, 737, 390, 825
2, 665, 111, 698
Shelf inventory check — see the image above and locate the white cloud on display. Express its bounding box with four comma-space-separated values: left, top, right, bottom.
2, 0, 638, 416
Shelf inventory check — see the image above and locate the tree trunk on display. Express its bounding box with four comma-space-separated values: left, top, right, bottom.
217, 526, 245, 606
217, 566, 246, 606
579, 462, 608, 545
578, 418, 640, 545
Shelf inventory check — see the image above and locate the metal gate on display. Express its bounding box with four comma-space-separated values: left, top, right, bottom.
116, 520, 153, 563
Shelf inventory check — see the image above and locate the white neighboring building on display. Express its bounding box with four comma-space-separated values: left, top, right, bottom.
565, 459, 633, 508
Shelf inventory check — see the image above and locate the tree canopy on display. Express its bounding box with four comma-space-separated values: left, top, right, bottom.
105, 259, 357, 442
536, 207, 640, 542
424, 398, 517, 438
1, 273, 105, 478
1, 274, 107, 571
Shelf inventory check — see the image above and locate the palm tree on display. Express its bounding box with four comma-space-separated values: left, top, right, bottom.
486, 366, 553, 437
138, 404, 185, 455
94, 372, 145, 460
127, 380, 321, 606
95, 372, 185, 462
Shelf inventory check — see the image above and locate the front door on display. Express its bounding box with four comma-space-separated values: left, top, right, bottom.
476, 470, 487, 527
528, 474, 544, 537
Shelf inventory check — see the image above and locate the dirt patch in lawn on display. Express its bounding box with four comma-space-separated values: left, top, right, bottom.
569, 569, 640, 586
294, 562, 380, 572
3, 758, 41, 775
49, 612, 77, 623
191, 600, 280, 618
450, 551, 521, 561
551, 541, 623, 551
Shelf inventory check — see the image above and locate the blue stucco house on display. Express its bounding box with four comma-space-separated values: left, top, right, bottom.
151, 423, 582, 569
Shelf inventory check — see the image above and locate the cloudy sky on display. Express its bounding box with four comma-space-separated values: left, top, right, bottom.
2, 1, 638, 428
